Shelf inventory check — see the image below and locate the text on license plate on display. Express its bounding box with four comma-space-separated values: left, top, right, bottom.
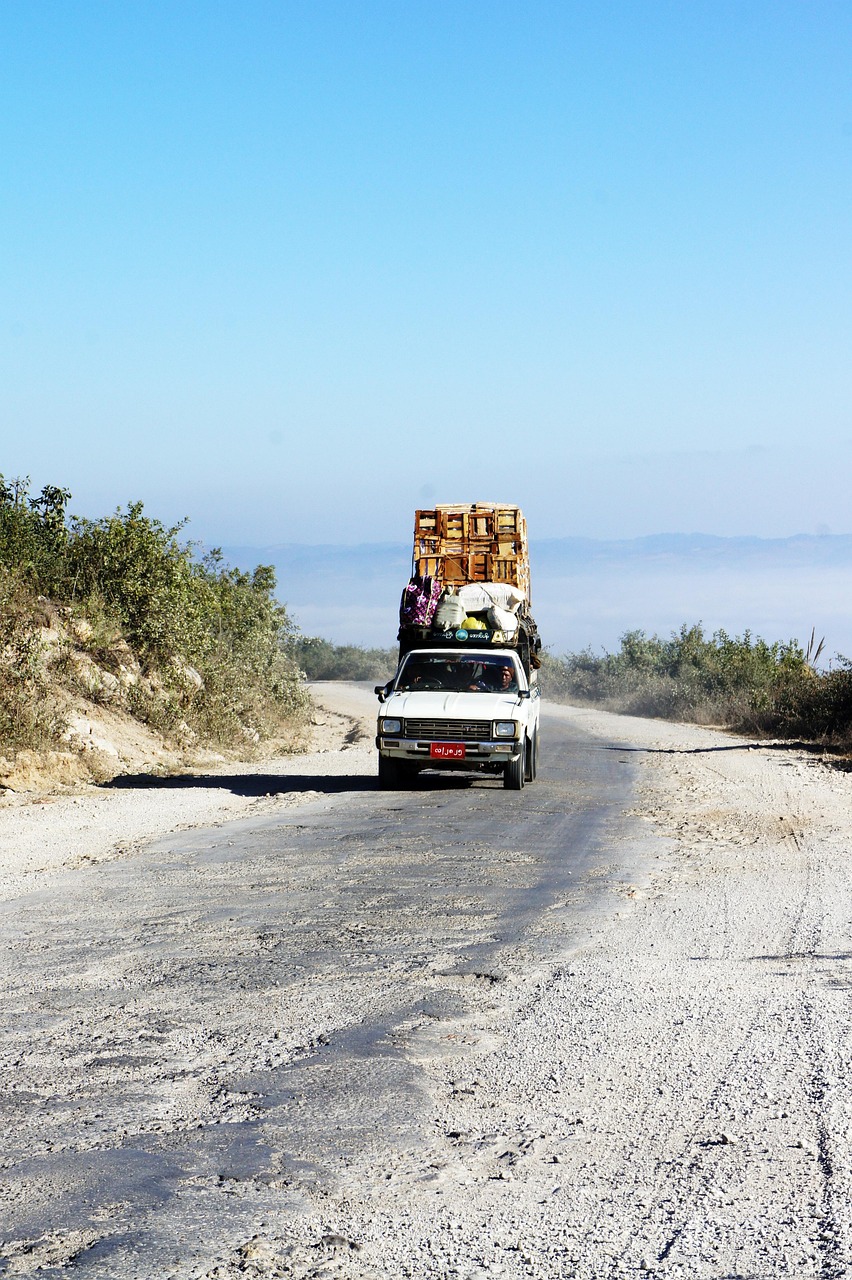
430, 742, 466, 760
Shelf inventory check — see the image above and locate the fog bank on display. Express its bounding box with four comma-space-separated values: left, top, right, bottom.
222, 535, 852, 662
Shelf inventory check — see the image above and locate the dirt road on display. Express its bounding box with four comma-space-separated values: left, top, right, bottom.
1, 685, 851, 1279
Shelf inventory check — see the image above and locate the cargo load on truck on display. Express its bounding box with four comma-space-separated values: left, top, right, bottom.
397, 503, 542, 676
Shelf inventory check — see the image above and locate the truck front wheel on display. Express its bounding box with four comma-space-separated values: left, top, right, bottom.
378, 755, 402, 788
503, 744, 525, 790
524, 730, 538, 782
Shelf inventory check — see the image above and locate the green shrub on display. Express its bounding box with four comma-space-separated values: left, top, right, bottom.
0, 483, 309, 754
65, 504, 210, 659
187, 558, 309, 745
770, 657, 852, 741
541, 624, 851, 749
0, 475, 70, 591
64, 507, 309, 743
289, 636, 398, 682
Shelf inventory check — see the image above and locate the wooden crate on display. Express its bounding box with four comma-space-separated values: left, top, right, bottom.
412, 504, 531, 598
438, 554, 470, 584
414, 510, 439, 539
415, 503, 524, 540
494, 507, 525, 538
491, 556, 531, 596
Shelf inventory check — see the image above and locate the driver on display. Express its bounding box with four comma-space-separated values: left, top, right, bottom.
402, 660, 453, 689
460, 661, 486, 691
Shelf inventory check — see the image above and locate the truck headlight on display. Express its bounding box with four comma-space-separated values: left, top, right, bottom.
380, 718, 402, 735
493, 720, 517, 738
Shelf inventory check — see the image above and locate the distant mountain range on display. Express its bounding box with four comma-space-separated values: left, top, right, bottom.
221, 535, 852, 659
535, 533, 852, 568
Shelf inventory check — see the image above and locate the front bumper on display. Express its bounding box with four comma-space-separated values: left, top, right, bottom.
375, 736, 522, 763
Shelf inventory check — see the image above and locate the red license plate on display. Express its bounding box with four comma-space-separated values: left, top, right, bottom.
430, 742, 466, 760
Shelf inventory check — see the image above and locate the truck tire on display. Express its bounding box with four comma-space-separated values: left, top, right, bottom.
503, 743, 525, 790
524, 729, 538, 782
378, 755, 402, 788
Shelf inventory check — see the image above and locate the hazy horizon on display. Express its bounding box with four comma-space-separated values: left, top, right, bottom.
222, 532, 852, 662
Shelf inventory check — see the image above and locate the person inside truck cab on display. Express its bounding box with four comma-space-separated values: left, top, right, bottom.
399, 661, 429, 689
464, 659, 517, 692
486, 660, 517, 692
399, 659, 455, 690
460, 661, 485, 691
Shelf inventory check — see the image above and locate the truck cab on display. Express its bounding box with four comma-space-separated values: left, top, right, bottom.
375, 647, 540, 790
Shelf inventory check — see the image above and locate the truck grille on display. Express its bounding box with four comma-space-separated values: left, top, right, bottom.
405, 719, 491, 742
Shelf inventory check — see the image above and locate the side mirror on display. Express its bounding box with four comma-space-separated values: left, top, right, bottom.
518, 689, 531, 700
374, 685, 385, 701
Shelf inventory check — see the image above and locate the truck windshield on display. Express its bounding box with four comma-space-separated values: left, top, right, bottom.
396, 655, 518, 693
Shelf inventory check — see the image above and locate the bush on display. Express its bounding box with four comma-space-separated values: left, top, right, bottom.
289, 636, 398, 682
65, 504, 211, 659
185, 558, 309, 744
0, 481, 309, 754
770, 656, 852, 742
540, 624, 851, 748
0, 475, 70, 592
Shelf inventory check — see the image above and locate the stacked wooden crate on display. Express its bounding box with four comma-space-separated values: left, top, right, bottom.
413, 503, 531, 600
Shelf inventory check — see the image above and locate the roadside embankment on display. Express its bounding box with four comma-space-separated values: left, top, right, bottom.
0, 682, 376, 898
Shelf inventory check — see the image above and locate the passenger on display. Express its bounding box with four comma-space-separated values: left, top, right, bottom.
487, 660, 517, 692
464, 660, 517, 692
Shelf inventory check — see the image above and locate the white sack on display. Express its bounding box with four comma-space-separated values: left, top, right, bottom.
487, 604, 520, 634
433, 594, 466, 628
457, 581, 525, 613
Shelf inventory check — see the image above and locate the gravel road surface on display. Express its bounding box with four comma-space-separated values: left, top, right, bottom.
2, 685, 851, 1279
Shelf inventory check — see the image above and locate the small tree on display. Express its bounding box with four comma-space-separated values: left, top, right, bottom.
0, 474, 70, 591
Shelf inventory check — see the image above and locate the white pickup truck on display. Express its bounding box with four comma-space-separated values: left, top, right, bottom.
375, 647, 540, 790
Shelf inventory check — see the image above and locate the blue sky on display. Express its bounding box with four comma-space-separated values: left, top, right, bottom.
2, 2, 850, 545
